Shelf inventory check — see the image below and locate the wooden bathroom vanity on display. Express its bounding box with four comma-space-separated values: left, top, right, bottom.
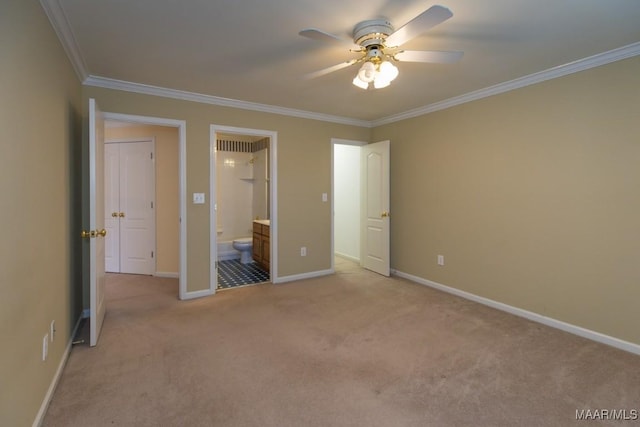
252, 220, 270, 272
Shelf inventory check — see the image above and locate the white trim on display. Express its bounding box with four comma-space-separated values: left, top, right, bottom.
154, 272, 180, 279
274, 268, 333, 284
84, 43, 640, 129
81, 308, 90, 319
393, 269, 640, 356
102, 112, 188, 301
373, 41, 640, 126
334, 252, 360, 264
181, 289, 214, 300
210, 125, 278, 293
105, 137, 155, 144
39, 0, 88, 81
209, 129, 217, 294
32, 315, 83, 427
84, 76, 371, 128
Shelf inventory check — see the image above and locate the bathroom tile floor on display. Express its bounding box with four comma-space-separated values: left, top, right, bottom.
217, 259, 270, 290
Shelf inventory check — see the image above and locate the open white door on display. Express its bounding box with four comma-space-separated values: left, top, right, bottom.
361, 140, 390, 276
88, 98, 107, 347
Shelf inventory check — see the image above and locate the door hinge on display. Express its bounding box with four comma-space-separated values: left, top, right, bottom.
151, 201, 154, 209
150, 152, 153, 160
151, 251, 154, 258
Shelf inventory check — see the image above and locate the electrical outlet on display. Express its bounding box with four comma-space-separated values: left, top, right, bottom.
50, 320, 56, 342
300, 246, 307, 256
192, 193, 205, 204
437, 255, 445, 266
42, 334, 49, 361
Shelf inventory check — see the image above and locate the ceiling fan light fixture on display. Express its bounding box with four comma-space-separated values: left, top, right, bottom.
352, 76, 369, 89
378, 61, 399, 82
357, 61, 376, 83
373, 78, 391, 89
301, 5, 461, 90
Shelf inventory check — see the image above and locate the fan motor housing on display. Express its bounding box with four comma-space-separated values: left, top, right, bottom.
353, 19, 394, 47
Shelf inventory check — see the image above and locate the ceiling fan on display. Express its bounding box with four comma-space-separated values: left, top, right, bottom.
299, 5, 462, 89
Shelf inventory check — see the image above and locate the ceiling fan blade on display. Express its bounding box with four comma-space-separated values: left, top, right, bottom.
299, 28, 351, 45
304, 60, 358, 80
385, 5, 453, 47
395, 50, 463, 63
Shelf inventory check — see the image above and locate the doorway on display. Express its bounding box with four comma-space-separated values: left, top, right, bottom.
209, 125, 278, 293
332, 140, 365, 264
332, 138, 390, 276
103, 113, 187, 299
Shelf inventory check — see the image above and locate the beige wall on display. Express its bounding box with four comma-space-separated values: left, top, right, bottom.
105, 125, 180, 274
372, 56, 640, 345
0, 1, 83, 425
84, 86, 371, 289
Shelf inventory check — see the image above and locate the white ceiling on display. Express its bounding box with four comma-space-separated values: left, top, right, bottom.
48, 0, 640, 123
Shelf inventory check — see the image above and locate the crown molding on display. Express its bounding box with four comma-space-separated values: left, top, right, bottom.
50, 0, 637, 132
39, 0, 88, 81
83, 76, 372, 128
372, 41, 640, 127
84, 41, 640, 130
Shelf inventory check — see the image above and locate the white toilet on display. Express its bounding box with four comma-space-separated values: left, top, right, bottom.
232, 237, 253, 264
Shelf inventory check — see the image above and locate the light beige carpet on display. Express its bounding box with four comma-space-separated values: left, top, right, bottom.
43, 259, 640, 426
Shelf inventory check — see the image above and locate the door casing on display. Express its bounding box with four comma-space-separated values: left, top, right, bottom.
209, 125, 278, 292
103, 112, 188, 299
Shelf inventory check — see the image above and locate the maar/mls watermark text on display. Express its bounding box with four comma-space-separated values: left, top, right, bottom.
576, 409, 638, 421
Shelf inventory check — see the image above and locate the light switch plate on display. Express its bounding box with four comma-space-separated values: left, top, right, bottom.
193, 193, 205, 204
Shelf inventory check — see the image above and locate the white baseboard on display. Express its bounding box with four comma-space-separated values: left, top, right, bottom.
154, 271, 180, 279
32, 315, 83, 427
393, 269, 640, 356
274, 268, 334, 284
334, 252, 360, 263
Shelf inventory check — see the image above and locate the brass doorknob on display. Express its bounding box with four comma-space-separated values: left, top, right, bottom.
97, 229, 107, 237
381, 211, 390, 218
81, 230, 96, 239
119, 212, 125, 218
111, 212, 118, 217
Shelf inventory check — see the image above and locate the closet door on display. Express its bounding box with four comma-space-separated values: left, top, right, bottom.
104, 141, 155, 274
119, 141, 155, 274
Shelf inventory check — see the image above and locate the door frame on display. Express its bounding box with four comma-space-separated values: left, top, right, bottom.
103, 112, 188, 300
104, 138, 157, 275
209, 124, 278, 293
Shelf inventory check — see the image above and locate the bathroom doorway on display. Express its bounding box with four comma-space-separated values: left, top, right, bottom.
209, 125, 277, 292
